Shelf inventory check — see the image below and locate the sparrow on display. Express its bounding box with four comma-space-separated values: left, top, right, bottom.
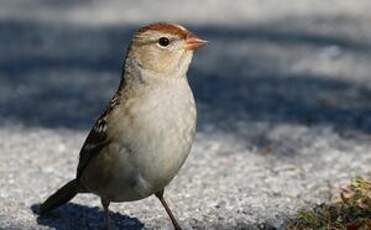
39, 23, 207, 230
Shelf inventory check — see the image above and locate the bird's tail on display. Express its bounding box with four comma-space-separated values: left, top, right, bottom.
40, 179, 80, 215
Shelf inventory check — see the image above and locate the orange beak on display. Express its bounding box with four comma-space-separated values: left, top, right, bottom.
185, 33, 208, 50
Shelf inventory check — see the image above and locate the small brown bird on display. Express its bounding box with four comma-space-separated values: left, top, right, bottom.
39, 23, 207, 229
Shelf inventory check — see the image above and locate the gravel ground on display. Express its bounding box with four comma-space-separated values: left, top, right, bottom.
1, 1, 371, 229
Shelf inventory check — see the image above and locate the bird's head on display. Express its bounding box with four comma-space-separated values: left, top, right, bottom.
126, 23, 207, 78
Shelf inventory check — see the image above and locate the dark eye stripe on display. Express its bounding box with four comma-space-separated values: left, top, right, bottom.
158, 37, 170, 47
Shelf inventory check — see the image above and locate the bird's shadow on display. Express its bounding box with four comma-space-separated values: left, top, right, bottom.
31, 203, 144, 230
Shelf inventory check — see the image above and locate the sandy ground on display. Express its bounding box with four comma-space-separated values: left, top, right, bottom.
1, 0, 371, 229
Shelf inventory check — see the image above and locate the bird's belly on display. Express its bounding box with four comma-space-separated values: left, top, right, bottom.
82, 81, 196, 202
102, 93, 195, 201
103, 120, 195, 202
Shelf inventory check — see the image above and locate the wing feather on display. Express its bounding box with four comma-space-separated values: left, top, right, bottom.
76, 93, 121, 178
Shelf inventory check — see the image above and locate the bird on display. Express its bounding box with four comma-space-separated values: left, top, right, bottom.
39, 22, 207, 230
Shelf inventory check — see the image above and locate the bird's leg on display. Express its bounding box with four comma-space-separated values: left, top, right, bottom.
101, 198, 112, 230
155, 189, 182, 230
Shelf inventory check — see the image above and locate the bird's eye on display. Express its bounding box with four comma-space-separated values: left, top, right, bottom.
158, 37, 170, 47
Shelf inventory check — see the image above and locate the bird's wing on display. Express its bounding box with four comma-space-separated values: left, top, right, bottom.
76, 94, 120, 179
76, 115, 110, 179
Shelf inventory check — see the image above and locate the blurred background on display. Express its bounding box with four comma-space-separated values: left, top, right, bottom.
1, 1, 371, 229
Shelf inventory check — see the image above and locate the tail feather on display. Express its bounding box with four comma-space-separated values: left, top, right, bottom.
40, 179, 79, 215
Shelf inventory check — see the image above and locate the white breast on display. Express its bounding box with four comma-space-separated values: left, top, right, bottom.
107, 77, 196, 201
